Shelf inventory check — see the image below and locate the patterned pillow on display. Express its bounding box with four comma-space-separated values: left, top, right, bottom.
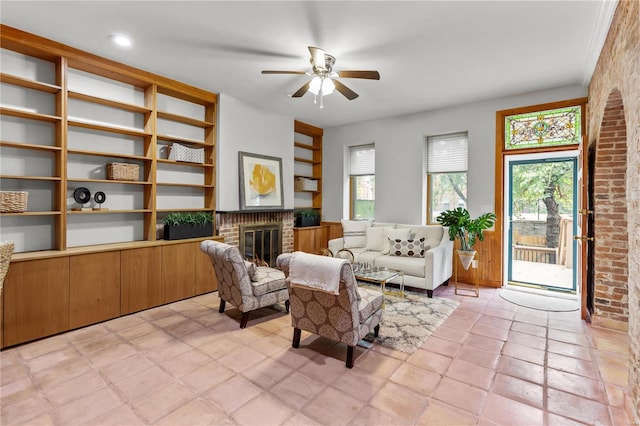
389, 237, 426, 257
243, 260, 258, 281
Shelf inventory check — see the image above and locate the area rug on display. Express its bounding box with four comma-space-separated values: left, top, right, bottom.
363, 288, 459, 354
499, 288, 579, 312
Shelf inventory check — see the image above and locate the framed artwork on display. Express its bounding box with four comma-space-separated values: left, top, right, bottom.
239, 151, 284, 210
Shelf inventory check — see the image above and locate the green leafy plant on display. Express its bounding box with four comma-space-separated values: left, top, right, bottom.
163, 211, 213, 226
436, 207, 496, 251
295, 208, 320, 219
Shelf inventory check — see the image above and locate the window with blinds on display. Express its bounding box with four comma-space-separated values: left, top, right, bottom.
349, 144, 375, 219
426, 133, 468, 223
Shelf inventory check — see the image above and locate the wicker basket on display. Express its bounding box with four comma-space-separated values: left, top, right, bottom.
0, 191, 28, 213
0, 241, 15, 292
107, 163, 139, 181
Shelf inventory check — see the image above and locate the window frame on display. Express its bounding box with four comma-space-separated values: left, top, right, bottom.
425, 132, 468, 224
348, 144, 375, 220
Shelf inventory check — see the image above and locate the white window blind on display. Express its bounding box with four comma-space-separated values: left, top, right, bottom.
349, 144, 375, 176
427, 132, 468, 173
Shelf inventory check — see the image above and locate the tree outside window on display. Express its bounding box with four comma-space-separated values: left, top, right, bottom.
349, 144, 375, 220
351, 175, 375, 219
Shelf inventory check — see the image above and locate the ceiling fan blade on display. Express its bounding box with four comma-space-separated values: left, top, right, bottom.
261, 70, 307, 75
291, 81, 311, 98
333, 80, 359, 100
308, 46, 326, 70
337, 70, 380, 80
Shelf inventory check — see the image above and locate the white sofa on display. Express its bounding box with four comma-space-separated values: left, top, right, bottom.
328, 221, 453, 297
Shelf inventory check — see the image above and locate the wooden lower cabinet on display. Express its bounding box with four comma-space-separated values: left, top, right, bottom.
2, 257, 70, 347
293, 225, 329, 253
69, 252, 121, 329
121, 246, 162, 315
1, 238, 223, 348
195, 243, 217, 294
162, 243, 196, 304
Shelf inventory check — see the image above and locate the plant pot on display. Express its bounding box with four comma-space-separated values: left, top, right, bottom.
164, 222, 213, 240
295, 216, 320, 227
457, 249, 477, 270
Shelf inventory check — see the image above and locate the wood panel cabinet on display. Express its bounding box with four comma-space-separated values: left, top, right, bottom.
294, 225, 329, 254
195, 243, 217, 295
453, 230, 501, 287
162, 243, 196, 304
1, 238, 221, 348
2, 257, 70, 347
121, 246, 162, 314
69, 252, 121, 328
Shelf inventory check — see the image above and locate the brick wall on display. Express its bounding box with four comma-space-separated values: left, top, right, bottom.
587, 0, 639, 421
593, 91, 629, 323
216, 211, 294, 253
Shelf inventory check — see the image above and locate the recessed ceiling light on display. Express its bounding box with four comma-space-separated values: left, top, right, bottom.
109, 34, 132, 48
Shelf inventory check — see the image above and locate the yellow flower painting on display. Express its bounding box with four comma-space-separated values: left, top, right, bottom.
249, 163, 276, 196
239, 152, 283, 210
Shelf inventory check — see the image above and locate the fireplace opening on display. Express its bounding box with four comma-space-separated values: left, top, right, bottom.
239, 222, 283, 267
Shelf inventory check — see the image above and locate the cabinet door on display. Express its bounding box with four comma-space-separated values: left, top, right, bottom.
2, 257, 70, 348
195, 243, 217, 295
162, 243, 196, 303
121, 246, 162, 314
294, 228, 316, 253
69, 252, 121, 329
294, 226, 329, 253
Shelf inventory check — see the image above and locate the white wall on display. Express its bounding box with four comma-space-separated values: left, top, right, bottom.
322, 85, 587, 223
217, 94, 294, 211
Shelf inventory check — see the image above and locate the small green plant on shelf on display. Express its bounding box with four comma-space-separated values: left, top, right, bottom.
163, 211, 213, 226
163, 212, 213, 240
295, 208, 320, 227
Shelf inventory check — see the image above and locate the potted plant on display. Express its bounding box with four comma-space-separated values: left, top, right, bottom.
295, 208, 320, 227
163, 211, 213, 240
436, 207, 496, 270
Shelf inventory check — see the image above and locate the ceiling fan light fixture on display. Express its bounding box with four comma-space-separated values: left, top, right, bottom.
308, 76, 335, 96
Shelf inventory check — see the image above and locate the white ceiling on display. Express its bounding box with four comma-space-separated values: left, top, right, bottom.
1, 1, 616, 128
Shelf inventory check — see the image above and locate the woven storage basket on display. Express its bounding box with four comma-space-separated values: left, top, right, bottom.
0, 241, 15, 292
168, 143, 204, 164
107, 163, 139, 181
0, 191, 28, 213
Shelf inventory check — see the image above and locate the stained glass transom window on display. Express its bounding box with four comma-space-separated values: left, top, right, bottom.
505, 106, 581, 150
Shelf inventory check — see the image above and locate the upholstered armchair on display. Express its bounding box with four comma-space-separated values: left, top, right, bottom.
277, 252, 383, 368
200, 240, 289, 329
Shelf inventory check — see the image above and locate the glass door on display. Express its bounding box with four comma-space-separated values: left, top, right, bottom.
507, 156, 577, 292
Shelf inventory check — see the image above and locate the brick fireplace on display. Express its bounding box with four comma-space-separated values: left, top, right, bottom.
216, 210, 294, 259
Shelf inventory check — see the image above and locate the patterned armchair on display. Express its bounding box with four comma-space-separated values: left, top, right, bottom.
200, 240, 289, 329
277, 252, 383, 368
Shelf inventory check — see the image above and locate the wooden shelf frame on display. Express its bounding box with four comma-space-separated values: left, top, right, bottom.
0, 24, 218, 256
0, 141, 62, 152
1, 72, 62, 93
0, 106, 61, 123
293, 120, 323, 216
68, 91, 152, 114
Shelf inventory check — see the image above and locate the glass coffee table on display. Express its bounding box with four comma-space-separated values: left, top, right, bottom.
354, 265, 405, 298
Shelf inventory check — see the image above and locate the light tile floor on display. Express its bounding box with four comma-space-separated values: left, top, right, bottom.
1, 284, 636, 425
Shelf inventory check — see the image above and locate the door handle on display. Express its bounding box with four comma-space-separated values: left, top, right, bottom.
574, 235, 594, 241
579, 209, 593, 215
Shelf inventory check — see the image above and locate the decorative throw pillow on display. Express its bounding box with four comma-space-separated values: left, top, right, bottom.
365, 226, 392, 252
341, 219, 372, 249
243, 260, 258, 281
383, 228, 411, 254
389, 237, 426, 257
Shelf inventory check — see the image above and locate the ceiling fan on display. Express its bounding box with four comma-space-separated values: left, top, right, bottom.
262, 46, 380, 107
